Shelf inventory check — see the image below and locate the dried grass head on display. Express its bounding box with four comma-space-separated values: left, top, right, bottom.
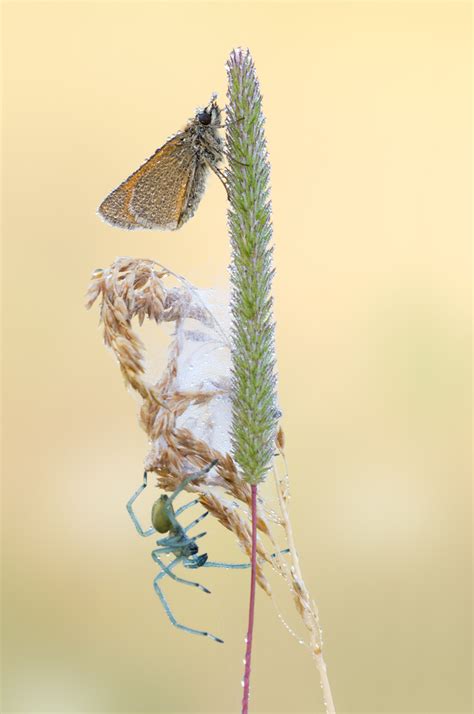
87, 257, 276, 592
87, 257, 324, 659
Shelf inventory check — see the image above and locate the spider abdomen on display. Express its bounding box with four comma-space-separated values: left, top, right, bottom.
151, 495, 173, 533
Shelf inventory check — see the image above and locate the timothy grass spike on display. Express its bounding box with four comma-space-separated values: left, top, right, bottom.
227, 48, 278, 486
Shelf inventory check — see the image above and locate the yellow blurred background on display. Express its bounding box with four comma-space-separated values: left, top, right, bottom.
2, 2, 471, 713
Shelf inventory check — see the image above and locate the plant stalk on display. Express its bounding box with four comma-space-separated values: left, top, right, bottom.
241, 484, 258, 714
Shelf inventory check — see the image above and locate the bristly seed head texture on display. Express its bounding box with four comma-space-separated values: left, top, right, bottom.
226, 48, 278, 486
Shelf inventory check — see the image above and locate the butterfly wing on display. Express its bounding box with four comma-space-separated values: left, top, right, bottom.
130, 137, 198, 230
98, 133, 195, 230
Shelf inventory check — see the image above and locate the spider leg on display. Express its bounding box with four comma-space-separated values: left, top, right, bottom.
151, 545, 178, 555
190, 531, 207, 541
199, 560, 250, 570
175, 499, 200, 517
192, 549, 291, 570
126, 472, 155, 537
272, 548, 290, 558
184, 511, 209, 533
152, 553, 211, 594
153, 560, 223, 644
168, 460, 218, 506
185, 554, 208, 569
155, 532, 194, 548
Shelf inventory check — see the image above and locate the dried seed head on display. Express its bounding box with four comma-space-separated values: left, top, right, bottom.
87, 258, 273, 591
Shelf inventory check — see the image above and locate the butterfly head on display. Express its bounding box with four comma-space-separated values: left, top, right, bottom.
196, 95, 220, 127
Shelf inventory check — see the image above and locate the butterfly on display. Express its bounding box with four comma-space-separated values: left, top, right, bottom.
98, 96, 224, 231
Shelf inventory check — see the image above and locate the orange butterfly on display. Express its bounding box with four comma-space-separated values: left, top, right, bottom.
98, 97, 224, 231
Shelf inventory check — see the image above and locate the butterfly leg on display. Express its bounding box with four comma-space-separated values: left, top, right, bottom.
206, 160, 230, 199
215, 116, 244, 129
223, 150, 249, 167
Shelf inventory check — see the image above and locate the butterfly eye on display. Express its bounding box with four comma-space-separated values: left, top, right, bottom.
197, 110, 212, 125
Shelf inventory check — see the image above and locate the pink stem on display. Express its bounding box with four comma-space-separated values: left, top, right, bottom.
241, 484, 258, 714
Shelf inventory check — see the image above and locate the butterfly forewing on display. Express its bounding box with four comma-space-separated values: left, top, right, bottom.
98, 98, 223, 231
130, 137, 197, 230
98, 133, 195, 230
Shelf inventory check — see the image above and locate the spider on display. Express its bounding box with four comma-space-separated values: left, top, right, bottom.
126, 459, 255, 644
